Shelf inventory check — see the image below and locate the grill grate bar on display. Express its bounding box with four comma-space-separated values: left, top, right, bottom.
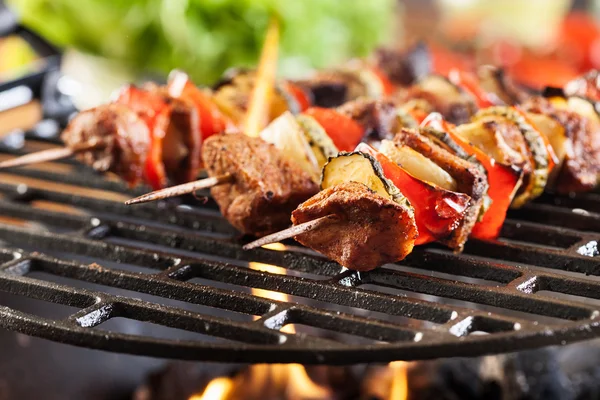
2, 132, 600, 362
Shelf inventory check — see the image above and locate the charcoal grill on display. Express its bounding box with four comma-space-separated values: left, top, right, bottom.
1, 121, 600, 365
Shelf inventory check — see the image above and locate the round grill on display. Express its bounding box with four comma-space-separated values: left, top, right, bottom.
0, 125, 600, 364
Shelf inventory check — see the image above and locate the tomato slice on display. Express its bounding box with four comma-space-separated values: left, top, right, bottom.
167, 72, 235, 141
356, 143, 471, 245
422, 114, 523, 240
282, 81, 312, 112
115, 85, 169, 190
303, 107, 365, 152
448, 69, 497, 108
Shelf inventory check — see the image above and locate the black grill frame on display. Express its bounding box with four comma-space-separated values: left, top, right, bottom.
1, 131, 600, 364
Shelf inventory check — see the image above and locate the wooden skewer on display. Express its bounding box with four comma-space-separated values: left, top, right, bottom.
243, 17, 280, 138
0, 141, 103, 170
242, 214, 338, 250
125, 173, 233, 205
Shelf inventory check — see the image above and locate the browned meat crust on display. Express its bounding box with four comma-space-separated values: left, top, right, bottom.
292, 182, 417, 271
522, 97, 600, 193
393, 128, 488, 251
202, 134, 319, 236
336, 98, 400, 142
61, 104, 150, 186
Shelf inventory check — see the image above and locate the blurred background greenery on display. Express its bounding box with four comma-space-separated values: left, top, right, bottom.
8, 0, 396, 84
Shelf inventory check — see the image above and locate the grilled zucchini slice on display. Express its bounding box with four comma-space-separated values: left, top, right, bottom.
321, 151, 411, 209
475, 106, 550, 207
296, 114, 340, 171
379, 139, 457, 191
418, 75, 465, 103
260, 111, 320, 182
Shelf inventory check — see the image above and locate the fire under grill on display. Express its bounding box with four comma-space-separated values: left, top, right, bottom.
2, 125, 600, 365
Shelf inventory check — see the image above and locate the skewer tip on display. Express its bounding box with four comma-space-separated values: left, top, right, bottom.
125, 173, 233, 206
242, 214, 338, 250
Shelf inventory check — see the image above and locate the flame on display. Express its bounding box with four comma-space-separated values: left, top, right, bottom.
190, 377, 233, 400
362, 361, 410, 400
388, 361, 409, 400
188, 259, 331, 400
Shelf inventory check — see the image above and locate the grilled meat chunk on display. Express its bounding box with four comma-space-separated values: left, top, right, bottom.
295, 70, 368, 108
61, 104, 150, 186
202, 134, 319, 236
522, 97, 600, 193
336, 98, 400, 143
393, 128, 488, 250
292, 182, 417, 271
373, 42, 431, 86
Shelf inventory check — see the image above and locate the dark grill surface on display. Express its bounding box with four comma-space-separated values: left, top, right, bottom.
1, 125, 600, 364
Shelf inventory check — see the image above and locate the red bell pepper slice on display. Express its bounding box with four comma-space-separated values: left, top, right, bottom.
167, 72, 236, 141
303, 107, 366, 152
282, 81, 312, 112
114, 85, 169, 190
421, 114, 523, 240
448, 69, 497, 108
356, 143, 471, 245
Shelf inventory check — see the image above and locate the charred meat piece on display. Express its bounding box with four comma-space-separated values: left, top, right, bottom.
397, 75, 477, 125
61, 103, 150, 186
373, 42, 431, 86
523, 96, 600, 193
336, 98, 400, 143
393, 128, 488, 250
202, 134, 319, 236
292, 182, 417, 271
294, 70, 368, 108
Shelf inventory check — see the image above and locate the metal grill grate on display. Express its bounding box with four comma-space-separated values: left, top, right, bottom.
1, 124, 600, 364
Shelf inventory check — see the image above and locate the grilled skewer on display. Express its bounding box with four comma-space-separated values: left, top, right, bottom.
244, 71, 600, 270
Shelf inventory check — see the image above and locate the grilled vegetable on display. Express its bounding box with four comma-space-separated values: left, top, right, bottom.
392, 128, 488, 250
379, 139, 457, 191
449, 69, 498, 108
424, 116, 523, 240
260, 111, 319, 182
358, 143, 471, 248
524, 96, 600, 193
303, 107, 365, 152
297, 114, 340, 170
477, 65, 531, 105
321, 151, 407, 206
474, 107, 553, 207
